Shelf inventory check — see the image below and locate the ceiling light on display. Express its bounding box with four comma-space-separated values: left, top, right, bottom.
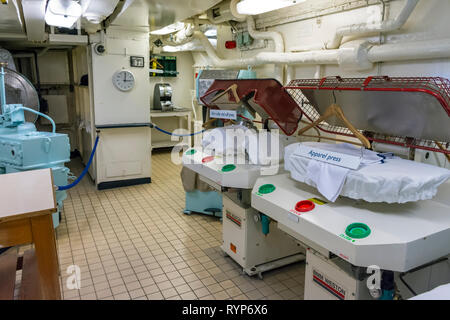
150, 22, 185, 36
45, 0, 82, 28
236, 0, 305, 15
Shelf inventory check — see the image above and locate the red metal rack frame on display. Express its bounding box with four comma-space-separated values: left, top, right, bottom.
285, 76, 450, 155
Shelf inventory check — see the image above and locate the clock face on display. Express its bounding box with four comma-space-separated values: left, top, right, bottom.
112, 70, 135, 92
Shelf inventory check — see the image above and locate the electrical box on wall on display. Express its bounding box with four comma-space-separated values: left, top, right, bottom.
233, 32, 266, 51
236, 31, 253, 49
150, 55, 178, 77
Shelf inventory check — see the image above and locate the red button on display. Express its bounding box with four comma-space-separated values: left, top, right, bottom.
202, 156, 215, 163
295, 200, 315, 212
225, 41, 237, 49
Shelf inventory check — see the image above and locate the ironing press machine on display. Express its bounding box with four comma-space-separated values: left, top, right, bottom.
182, 68, 258, 218
251, 76, 450, 299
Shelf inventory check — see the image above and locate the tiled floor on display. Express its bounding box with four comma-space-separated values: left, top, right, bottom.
25, 150, 306, 300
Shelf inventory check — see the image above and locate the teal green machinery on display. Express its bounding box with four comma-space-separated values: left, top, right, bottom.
183, 190, 223, 217
0, 62, 70, 227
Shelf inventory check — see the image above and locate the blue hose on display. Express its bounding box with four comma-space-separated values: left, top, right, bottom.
57, 124, 202, 190
154, 125, 205, 137
57, 136, 99, 191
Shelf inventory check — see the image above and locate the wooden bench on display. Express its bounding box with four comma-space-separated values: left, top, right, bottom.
0, 169, 61, 300
0, 249, 42, 299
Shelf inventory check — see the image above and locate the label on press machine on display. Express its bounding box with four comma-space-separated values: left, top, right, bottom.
295, 145, 362, 170
210, 109, 237, 120
312, 268, 347, 300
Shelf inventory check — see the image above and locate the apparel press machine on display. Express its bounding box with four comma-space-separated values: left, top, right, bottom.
183, 79, 305, 278
183, 75, 450, 297
250, 76, 450, 299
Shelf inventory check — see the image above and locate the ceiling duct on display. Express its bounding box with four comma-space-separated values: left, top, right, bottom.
80, 0, 120, 24
207, 0, 246, 24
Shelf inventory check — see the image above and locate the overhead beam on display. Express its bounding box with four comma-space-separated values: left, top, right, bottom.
0, 33, 27, 40
48, 33, 88, 45
21, 0, 47, 42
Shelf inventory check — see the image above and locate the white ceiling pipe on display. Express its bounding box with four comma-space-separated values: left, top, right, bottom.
246, 16, 284, 53
326, 0, 419, 49
367, 38, 450, 63
290, 43, 326, 53
193, 29, 341, 68
192, 14, 287, 80
194, 27, 450, 71
290, 0, 419, 52
194, 30, 259, 67
163, 39, 205, 53
246, 16, 285, 82
230, 0, 247, 22
258, 50, 342, 65
160, 23, 195, 46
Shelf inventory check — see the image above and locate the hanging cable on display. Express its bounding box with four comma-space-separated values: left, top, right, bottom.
57, 135, 99, 191
17, 106, 56, 133
153, 125, 205, 137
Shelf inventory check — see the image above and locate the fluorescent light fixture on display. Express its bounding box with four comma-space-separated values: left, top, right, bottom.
236, 0, 305, 15
150, 22, 185, 35
45, 0, 82, 28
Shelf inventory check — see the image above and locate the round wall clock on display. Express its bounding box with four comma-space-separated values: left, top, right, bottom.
112, 70, 135, 92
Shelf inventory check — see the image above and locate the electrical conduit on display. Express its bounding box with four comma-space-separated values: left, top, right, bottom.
17, 106, 56, 133
56, 123, 206, 191
58, 135, 99, 191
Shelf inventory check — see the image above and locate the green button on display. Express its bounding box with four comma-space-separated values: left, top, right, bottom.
345, 223, 371, 239
221, 164, 236, 172
258, 184, 276, 194
185, 149, 197, 155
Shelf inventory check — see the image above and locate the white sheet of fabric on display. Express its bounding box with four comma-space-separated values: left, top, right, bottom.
202, 125, 283, 165
305, 161, 350, 202
202, 125, 247, 157
298, 142, 386, 202
285, 142, 450, 203
245, 130, 284, 165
